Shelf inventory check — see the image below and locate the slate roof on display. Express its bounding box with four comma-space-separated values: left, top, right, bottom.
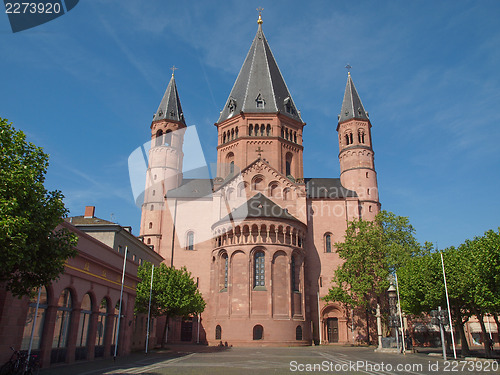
339, 73, 369, 124
166, 179, 214, 198
217, 20, 302, 123
215, 193, 300, 225
153, 74, 186, 124
64, 216, 116, 225
304, 178, 358, 199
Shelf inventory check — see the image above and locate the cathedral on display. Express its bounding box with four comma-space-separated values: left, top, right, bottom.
139, 14, 380, 346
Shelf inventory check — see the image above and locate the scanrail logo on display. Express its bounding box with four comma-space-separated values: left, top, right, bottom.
3, 0, 79, 33
128, 125, 248, 248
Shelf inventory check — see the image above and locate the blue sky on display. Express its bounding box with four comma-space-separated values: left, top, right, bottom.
1, 0, 499, 249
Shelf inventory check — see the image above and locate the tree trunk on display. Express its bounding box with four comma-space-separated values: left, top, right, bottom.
365, 308, 371, 345
161, 315, 169, 348
493, 315, 500, 344
454, 308, 470, 356
476, 311, 492, 358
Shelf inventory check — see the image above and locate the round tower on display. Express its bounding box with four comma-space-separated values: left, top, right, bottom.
140, 72, 186, 253
337, 72, 380, 220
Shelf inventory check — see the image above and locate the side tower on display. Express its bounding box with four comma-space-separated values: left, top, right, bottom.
337, 72, 380, 220
140, 72, 186, 259
215, 15, 305, 181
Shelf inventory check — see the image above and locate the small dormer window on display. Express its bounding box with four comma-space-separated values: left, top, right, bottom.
284, 97, 295, 114
256, 94, 265, 109
228, 98, 237, 113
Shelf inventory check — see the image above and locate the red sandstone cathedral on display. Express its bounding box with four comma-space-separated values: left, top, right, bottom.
139, 15, 380, 346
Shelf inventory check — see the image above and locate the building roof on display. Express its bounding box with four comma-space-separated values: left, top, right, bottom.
65, 216, 116, 225
215, 192, 300, 226
166, 178, 214, 198
339, 73, 369, 124
152, 74, 186, 124
304, 178, 358, 198
217, 20, 302, 123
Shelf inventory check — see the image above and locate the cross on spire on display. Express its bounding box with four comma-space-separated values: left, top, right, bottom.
171, 65, 178, 77
257, 7, 264, 24
255, 146, 264, 158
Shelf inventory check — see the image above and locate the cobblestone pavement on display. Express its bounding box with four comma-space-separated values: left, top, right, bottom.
41, 345, 499, 375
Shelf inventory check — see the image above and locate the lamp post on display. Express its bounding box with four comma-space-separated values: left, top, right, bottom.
388, 283, 399, 350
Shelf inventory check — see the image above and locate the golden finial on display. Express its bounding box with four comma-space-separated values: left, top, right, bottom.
170, 65, 178, 77
257, 7, 264, 24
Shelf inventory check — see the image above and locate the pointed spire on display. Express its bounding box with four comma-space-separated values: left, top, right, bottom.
153, 73, 185, 125
339, 72, 369, 124
217, 20, 302, 123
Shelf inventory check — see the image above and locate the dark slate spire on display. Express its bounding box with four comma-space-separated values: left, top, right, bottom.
153, 72, 185, 125
217, 17, 302, 123
339, 72, 369, 123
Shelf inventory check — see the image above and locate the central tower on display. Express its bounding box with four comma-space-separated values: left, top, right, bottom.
215, 16, 305, 181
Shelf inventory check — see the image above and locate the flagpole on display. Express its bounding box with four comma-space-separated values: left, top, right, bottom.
146, 264, 154, 354
440, 252, 457, 359
114, 246, 128, 360
395, 272, 406, 354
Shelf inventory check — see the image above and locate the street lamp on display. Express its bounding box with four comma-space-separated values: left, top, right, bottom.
430, 307, 449, 360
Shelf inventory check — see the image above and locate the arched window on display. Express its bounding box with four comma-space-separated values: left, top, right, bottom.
254, 124, 259, 136
291, 256, 298, 292
266, 124, 271, 136
252, 176, 264, 191
281, 127, 284, 138
253, 325, 263, 340
269, 183, 278, 197
215, 325, 222, 340
254, 252, 265, 287
249, 124, 253, 136
187, 231, 194, 250
155, 130, 163, 147
148, 222, 153, 229
76, 294, 93, 359
296, 325, 303, 340
237, 182, 246, 197
95, 298, 108, 357
52, 289, 73, 363
230, 161, 235, 175
231, 129, 234, 140
147, 238, 151, 245
260, 124, 265, 136
285, 128, 289, 140
164, 130, 172, 146
223, 133, 226, 143
294, 132, 297, 143
285, 153, 293, 177
345, 134, 349, 145
349, 132, 353, 144
325, 234, 332, 253
21, 286, 48, 350
220, 254, 228, 291
235, 127, 239, 138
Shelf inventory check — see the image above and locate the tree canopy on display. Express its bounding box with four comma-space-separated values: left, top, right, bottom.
0, 118, 77, 296
135, 262, 206, 345
397, 229, 500, 356
324, 210, 420, 343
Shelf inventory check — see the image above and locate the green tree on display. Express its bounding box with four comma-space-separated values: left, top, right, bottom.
398, 245, 476, 355
469, 229, 500, 356
0, 118, 77, 297
324, 210, 420, 344
135, 263, 206, 347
